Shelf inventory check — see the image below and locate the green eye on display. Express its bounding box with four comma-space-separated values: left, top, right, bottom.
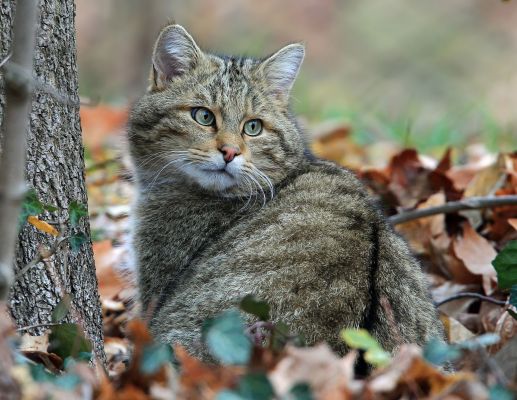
191, 107, 215, 126
243, 119, 263, 136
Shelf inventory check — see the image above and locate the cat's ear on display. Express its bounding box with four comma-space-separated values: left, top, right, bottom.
150, 24, 204, 90
259, 43, 305, 100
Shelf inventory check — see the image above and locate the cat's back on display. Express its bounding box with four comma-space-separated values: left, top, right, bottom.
193, 159, 378, 276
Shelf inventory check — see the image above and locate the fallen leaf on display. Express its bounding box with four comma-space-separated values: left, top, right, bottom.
27, 215, 59, 236
508, 218, 517, 231
175, 345, 241, 397
441, 315, 476, 343
368, 344, 475, 397
268, 344, 362, 399
452, 222, 497, 294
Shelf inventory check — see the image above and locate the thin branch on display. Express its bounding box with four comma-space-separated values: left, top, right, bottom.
79, 95, 100, 107
14, 237, 69, 282
16, 322, 62, 333
389, 195, 517, 225
2, 61, 78, 106
436, 292, 507, 308
0, 52, 12, 68
0, 0, 39, 300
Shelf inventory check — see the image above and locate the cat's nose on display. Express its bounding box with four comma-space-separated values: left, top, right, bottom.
219, 145, 241, 163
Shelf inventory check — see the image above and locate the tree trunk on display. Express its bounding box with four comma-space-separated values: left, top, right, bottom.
0, 0, 105, 363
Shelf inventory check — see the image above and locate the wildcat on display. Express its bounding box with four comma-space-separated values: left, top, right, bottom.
128, 24, 445, 359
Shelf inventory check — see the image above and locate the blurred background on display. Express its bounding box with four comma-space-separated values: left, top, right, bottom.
76, 0, 517, 155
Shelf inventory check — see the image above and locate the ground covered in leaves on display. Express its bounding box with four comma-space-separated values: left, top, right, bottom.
1, 105, 516, 399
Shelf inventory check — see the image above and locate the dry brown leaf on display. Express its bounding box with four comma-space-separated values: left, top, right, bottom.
27, 216, 59, 237
508, 218, 517, 231
494, 311, 517, 351
369, 345, 475, 397
311, 122, 367, 168
396, 191, 447, 255
94, 240, 127, 299
441, 315, 476, 343
80, 105, 128, 150
452, 222, 497, 294
175, 345, 241, 398
269, 344, 362, 399
463, 154, 507, 198
387, 149, 433, 208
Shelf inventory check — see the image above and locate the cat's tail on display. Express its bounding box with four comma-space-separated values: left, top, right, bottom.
368, 221, 445, 352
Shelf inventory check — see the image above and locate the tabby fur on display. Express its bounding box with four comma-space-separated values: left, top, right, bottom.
128, 24, 444, 359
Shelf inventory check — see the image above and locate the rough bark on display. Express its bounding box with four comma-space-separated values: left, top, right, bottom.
0, 0, 105, 363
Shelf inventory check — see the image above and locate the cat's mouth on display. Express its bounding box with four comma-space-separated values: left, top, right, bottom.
202, 167, 234, 178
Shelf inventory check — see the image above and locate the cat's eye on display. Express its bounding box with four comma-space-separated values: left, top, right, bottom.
243, 119, 263, 136
191, 107, 215, 126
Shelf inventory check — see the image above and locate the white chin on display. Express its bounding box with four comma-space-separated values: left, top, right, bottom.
185, 167, 237, 192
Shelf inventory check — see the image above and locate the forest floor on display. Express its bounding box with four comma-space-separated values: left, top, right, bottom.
1, 104, 517, 399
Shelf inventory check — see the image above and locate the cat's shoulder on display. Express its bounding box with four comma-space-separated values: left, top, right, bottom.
281, 158, 368, 197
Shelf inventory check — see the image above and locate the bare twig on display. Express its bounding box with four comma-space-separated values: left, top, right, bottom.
79, 95, 100, 107
0, 0, 39, 300
16, 322, 62, 333
389, 195, 517, 225
0, 52, 12, 68
436, 292, 507, 308
2, 61, 77, 106
14, 236, 69, 282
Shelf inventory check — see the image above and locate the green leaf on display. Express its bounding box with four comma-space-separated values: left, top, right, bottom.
217, 373, 275, 400
216, 391, 245, 400
341, 329, 380, 351
69, 200, 88, 227
29, 363, 55, 382
240, 295, 270, 321
489, 384, 515, 400
51, 293, 73, 323
48, 323, 92, 360
54, 373, 81, 390
510, 285, 517, 309
140, 343, 175, 374
364, 347, 391, 368
457, 333, 500, 350
492, 240, 517, 289
237, 373, 275, 400
19, 190, 44, 225
285, 383, 313, 400
19, 190, 58, 226
43, 203, 58, 212
271, 321, 291, 351
423, 338, 461, 365
203, 309, 251, 365
341, 329, 390, 367
68, 232, 88, 253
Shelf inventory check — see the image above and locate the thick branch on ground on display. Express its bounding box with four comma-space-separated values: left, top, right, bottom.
0, 0, 39, 300
388, 195, 517, 225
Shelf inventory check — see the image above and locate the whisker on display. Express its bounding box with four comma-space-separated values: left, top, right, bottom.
238, 174, 255, 212
251, 166, 275, 200
245, 172, 266, 208
145, 156, 193, 192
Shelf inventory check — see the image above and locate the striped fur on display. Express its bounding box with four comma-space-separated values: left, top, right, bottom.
128, 24, 445, 360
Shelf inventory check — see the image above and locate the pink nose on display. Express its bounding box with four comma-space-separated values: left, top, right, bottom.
219, 145, 241, 163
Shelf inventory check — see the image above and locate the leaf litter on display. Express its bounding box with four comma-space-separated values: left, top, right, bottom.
1, 106, 516, 398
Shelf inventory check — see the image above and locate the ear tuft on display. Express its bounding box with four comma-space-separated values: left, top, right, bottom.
151, 24, 203, 89
260, 43, 305, 99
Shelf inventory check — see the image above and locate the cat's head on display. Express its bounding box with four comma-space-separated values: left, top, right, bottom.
129, 24, 307, 198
